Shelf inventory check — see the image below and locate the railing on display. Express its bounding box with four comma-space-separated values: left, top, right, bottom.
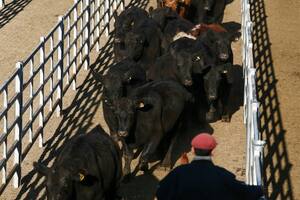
0, 0, 124, 193
241, 0, 266, 188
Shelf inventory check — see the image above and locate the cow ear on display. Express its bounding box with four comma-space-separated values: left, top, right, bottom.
73, 169, 98, 185
33, 162, 50, 176
135, 98, 153, 110
73, 169, 88, 182
230, 31, 241, 42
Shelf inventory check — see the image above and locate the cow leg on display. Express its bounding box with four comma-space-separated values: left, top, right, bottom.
138, 135, 163, 174
221, 83, 232, 122
160, 132, 179, 170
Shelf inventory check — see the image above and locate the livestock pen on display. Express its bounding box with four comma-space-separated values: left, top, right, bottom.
0, 0, 265, 198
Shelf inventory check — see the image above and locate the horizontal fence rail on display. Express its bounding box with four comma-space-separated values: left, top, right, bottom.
241, 0, 266, 189
0, 0, 124, 193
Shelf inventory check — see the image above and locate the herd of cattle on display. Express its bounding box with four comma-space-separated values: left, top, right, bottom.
33, 0, 242, 199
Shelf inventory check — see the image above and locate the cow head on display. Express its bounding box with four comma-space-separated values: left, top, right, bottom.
91, 62, 146, 103
203, 64, 233, 102
34, 162, 101, 200
200, 29, 237, 62
124, 31, 146, 61
112, 97, 153, 137
170, 38, 206, 86
148, 7, 178, 29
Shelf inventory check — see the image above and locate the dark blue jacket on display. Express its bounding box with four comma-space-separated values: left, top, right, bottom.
156, 160, 263, 200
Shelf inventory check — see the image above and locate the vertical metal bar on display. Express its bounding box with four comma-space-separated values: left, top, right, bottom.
120, 0, 124, 11
100, 0, 105, 32
2, 87, 8, 185
79, 0, 83, 65
96, 0, 100, 52
85, 0, 90, 70
49, 35, 54, 112
67, 16, 71, 86
38, 37, 45, 148
90, 0, 95, 48
29, 59, 34, 143
0, 0, 4, 8
73, 0, 78, 91
113, 0, 116, 10
13, 62, 23, 188
104, 0, 109, 36
57, 16, 64, 117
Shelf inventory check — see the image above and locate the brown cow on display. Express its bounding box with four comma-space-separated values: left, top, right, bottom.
159, 0, 192, 18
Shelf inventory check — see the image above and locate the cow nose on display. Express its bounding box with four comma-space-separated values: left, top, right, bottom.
219, 53, 229, 60
184, 79, 193, 86
118, 131, 128, 137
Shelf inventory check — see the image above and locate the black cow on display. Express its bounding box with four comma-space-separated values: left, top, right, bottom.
188, 0, 226, 24
113, 7, 149, 62
91, 59, 146, 141
123, 18, 163, 68
197, 29, 238, 65
202, 63, 234, 122
147, 37, 207, 87
34, 126, 122, 200
110, 80, 193, 176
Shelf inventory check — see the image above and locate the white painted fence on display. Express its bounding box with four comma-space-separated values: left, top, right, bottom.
0, 0, 124, 193
241, 0, 266, 188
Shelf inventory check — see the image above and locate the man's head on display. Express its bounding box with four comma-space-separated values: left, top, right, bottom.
191, 133, 217, 156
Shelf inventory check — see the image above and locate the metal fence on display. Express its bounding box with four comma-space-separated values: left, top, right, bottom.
241, 0, 265, 187
0, 0, 124, 193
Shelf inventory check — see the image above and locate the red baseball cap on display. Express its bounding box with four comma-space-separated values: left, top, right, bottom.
191, 133, 217, 150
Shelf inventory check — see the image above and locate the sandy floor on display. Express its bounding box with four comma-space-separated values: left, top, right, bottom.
0, 0, 299, 199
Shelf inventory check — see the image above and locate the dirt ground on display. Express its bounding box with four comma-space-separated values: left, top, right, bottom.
0, 0, 299, 199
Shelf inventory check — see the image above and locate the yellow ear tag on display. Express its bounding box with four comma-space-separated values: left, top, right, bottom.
131, 21, 134, 26
139, 102, 145, 108
223, 70, 228, 74
79, 173, 85, 181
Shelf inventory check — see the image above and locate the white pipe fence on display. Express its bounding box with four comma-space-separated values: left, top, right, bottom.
241, 0, 266, 188
0, 0, 123, 193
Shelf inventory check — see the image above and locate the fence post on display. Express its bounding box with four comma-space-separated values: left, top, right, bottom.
73, 0, 78, 91
85, 0, 90, 70
0, 0, 4, 8
13, 62, 23, 188
38, 37, 45, 148
104, 0, 109, 36
96, 0, 100, 52
2, 86, 8, 185
57, 16, 64, 117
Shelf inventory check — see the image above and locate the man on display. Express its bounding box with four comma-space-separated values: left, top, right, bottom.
156, 133, 264, 200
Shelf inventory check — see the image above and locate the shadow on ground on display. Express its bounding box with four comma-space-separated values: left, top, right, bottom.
250, 0, 294, 199
0, 0, 32, 29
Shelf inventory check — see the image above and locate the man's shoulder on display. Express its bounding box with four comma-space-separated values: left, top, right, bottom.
214, 165, 236, 179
